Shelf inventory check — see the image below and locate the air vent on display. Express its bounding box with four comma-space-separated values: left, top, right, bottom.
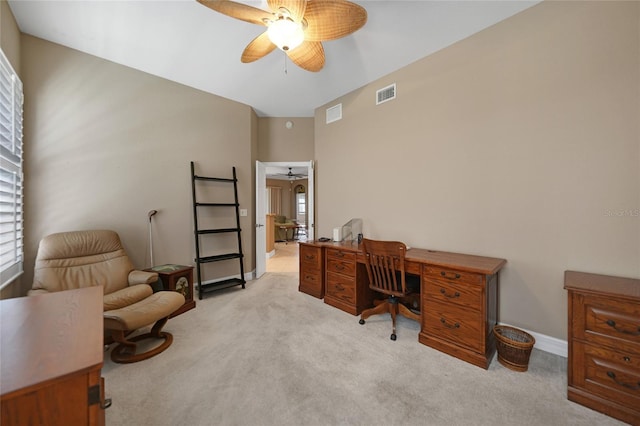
376, 83, 396, 105
326, 103, 342, 124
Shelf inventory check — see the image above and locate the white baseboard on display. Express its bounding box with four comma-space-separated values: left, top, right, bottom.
500, 322, 567, 358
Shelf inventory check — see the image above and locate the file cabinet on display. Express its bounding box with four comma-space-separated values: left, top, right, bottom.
419, 266, 498, 369
299, 243, 324, 298
565, 271, 640, 425
323, 247, 372, 315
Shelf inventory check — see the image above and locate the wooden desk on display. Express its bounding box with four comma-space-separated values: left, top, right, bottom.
1, 286, 106, 426
299, 241, 507, 369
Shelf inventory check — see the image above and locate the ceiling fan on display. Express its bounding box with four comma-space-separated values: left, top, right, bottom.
277, 167, 306, 179
196, 0, 367, 72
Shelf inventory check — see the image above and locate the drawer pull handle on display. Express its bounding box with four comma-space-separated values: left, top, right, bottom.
336, 252, 345, 257
440, 288, 460, 298
335, 284, 345, 291
305, 255, 314, 260
440, 318, 460, 329
305, 275, 313, 280
623, 356, 631, 363
102, 398, 112, 409
606, 371, 640, 390
440, 271, 461, 279
605, 319, 640, 336
334, 264, 345, 271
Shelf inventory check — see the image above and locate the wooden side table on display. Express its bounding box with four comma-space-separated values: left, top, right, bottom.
146, 264, 196, 317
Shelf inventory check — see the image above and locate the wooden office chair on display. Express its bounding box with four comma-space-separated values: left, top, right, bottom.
359, 238, 421, 341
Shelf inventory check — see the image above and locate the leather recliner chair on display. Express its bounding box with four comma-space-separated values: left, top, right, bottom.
29, 229, 185, 363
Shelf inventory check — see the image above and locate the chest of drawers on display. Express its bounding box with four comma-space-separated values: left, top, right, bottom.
323, 247, 372, 315
419, 265, 498, 369
299, 243, 324, 298
565, 271, 640, 425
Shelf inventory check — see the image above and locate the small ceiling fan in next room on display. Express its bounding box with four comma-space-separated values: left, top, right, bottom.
196, 0, 367, 72
277, 167, 306, 180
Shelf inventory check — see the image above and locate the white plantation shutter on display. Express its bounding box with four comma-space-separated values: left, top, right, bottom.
0, 49, 24, 288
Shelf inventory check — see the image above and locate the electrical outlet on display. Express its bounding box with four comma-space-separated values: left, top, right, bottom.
240, 209, 247, 217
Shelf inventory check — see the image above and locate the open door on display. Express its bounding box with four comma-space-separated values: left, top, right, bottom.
255, 160, 314, 278
306, 160, 314, 240
255, 161, 267, 279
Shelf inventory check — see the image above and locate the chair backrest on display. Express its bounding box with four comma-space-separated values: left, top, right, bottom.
31, 230, 135, 295
362, 238, 409, 298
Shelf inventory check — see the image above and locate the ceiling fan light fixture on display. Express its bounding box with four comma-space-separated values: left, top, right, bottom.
267, 17, 304, 51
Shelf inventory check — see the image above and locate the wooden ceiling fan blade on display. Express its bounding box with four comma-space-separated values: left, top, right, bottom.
304, 0, 367, 41
197, 0, 272, 26
242, 32, 277, 63
287, 41, 325, 72
267, 0, 307, 22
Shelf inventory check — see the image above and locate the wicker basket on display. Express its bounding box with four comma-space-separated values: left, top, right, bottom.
494, 325, 535, 372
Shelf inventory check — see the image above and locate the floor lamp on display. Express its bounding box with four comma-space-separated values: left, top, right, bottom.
148, 209, 158, 267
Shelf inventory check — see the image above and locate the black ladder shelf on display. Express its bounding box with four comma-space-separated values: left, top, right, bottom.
190, 161, 245, 299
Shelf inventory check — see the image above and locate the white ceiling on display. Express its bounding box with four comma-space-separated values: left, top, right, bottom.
8, 0, 538, 117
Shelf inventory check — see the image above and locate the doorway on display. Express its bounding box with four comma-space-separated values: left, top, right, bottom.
255, 161, 314, 279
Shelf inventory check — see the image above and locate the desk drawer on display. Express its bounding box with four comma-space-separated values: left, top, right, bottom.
300, 269, 322, 291
424, 266, 483, 286
300, 245, 323, 270
573, 341, 640, 408
326, 248, 356, 263
423, 277, 482, 312
422, 300, 484, 353
326, 271, 356, 304
327, 258, 356, 277
574, 294, 640, 350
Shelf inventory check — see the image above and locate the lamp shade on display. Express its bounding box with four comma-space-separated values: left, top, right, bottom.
267, 18, 304, 51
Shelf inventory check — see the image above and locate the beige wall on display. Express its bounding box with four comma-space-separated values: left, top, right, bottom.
19, 35, 256, 295
257, 117, 314, 162
315, 1, 640, 340
0, 0, 20, 75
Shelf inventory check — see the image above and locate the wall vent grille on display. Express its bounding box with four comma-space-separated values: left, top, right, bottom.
376, 83, 396, 105
326, 103, 342, 124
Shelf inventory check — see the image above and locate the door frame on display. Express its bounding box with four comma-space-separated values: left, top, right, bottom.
255, 160, 314, 278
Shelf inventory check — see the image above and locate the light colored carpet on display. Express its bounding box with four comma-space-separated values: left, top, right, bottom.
103, 272, 624, 426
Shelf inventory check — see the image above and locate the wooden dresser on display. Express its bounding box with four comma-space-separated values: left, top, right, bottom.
565, 271, 640, 425
1, 286, 107, 426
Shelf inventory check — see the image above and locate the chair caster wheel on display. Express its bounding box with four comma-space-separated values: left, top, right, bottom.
359, 319, 365, 325
390, 334, 397, 341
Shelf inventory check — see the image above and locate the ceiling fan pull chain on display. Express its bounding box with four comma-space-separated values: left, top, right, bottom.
284, 53, 288, 75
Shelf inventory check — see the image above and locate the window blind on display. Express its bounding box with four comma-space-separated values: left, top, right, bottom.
0, 49, 24, 288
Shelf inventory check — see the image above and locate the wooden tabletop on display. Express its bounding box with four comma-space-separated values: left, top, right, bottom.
303, 240, 506, 275
1, 286, 104, 397
564, 270, 640, 300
